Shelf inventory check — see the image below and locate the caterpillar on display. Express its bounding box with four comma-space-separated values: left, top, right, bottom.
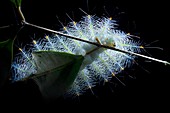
11, 13, 170, 100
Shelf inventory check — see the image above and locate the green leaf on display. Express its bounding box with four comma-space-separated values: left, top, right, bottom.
10, 0, 22, 8
30, 51, 84, 100
0, 39, 14, 89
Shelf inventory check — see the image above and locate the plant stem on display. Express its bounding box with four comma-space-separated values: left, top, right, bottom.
17, 6, 25, 22
24, 21, 170, 65
0, 24, 13, 29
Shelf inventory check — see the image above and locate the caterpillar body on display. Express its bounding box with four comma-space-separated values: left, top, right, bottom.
11, 14, 166, 100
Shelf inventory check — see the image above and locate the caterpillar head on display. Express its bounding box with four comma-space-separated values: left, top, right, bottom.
103, 38, 116, 48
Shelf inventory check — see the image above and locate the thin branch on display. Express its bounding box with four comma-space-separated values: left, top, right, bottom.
24, 21, 170, 65
0, 24, 14, 29
17, 6, 25, 22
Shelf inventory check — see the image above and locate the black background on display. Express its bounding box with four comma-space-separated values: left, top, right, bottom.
0, 0, 170, 111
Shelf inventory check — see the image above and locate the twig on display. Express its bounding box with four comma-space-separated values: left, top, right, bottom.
0, 24, 14, 29
24, 21, 170, 65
